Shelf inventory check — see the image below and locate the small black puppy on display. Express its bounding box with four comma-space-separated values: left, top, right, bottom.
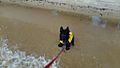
58, 26, 74, 50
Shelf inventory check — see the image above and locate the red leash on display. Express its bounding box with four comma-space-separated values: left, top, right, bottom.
44, 46, 65, 68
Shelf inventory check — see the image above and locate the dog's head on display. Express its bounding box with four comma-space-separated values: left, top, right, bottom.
60, 26, 70, 42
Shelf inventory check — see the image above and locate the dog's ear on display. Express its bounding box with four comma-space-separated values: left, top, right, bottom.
66, 26, 70, 32
60, 26, 63, 32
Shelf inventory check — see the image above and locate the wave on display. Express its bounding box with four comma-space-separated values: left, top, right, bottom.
0, 37, 58, 68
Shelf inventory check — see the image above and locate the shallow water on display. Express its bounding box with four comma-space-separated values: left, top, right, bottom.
0, 5, 120, 68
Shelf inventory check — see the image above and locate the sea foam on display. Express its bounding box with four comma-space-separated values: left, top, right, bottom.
0, 37, 58, 68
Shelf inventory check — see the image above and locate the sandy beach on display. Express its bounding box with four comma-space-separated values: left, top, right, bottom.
0, 4, 120, 68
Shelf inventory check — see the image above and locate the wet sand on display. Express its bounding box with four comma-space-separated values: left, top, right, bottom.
0, 5, 120, 68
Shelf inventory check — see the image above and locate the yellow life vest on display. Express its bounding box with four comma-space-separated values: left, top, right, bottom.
68, 32, 73, 43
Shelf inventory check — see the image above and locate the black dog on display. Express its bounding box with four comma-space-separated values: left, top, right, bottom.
58, 26, 74, 50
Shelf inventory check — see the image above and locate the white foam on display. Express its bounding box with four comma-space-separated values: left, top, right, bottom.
0, 37, 59, 68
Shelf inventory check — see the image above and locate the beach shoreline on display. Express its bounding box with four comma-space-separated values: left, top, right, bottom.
0, 1, 120, 68
0, 0, 120, 19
